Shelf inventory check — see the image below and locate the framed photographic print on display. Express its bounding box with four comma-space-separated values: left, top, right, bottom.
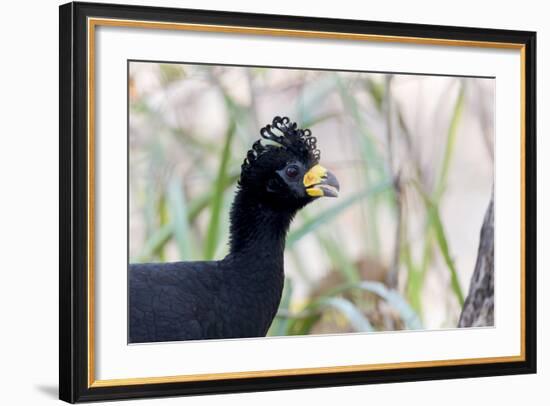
59, 1, 537, 403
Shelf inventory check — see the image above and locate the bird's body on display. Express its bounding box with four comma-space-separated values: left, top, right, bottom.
129, 257, 284, 342
129, 195, 290, 343
129, 117, 339, 343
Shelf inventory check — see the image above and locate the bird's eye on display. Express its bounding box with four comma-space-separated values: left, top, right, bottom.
285, 165, 300, 178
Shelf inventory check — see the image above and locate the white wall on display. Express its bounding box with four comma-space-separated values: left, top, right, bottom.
0, 0, 546, 404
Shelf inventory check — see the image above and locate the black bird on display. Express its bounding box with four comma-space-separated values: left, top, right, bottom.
129, 116, 340, 343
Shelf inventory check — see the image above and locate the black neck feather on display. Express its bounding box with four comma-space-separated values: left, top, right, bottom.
227, 188, 296, 258
221, 186, 298, 337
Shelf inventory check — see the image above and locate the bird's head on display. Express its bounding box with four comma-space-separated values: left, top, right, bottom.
238, 116, 339, 211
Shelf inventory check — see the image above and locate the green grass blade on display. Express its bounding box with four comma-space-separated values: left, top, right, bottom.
335, 76, 385, 178
187, 171, 240, 222
135, 222, 172, 263
296, 75, 337, 125
336, 75, 388, 256
405, 82, 465, 313
319, 297, 374, 332
292, 210, 361, 285
358, 281, 423, 330
287, 181, 392, 247
434, 84, 465, 201
213, 197, 233, 259
204, 121, 236, 260
156, 194, 169, 261
402, 243, 423, 315
317, 229, 361, 285
300, 113, 340, 130
286, 313, 322, 336
429, 205, 465, 306
288, 246, 314, 285
299, 279, 422, 331
167, 177, 193, 260
415, 184, 465, 307
268, 278, 294, 336
135, 171, 240, 263
365, 77, 385, 111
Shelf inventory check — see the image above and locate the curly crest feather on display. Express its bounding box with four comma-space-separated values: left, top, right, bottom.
241, 116, 320, 176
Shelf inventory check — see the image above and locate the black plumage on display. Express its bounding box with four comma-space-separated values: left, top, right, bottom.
129, 116, 339, 343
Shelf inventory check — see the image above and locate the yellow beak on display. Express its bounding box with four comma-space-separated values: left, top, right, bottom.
303, 164, 340, 198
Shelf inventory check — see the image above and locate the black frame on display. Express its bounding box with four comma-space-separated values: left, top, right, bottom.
59, 1, 537, 403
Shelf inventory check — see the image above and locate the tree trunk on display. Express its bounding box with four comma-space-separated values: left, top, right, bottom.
458, 194, 494, 327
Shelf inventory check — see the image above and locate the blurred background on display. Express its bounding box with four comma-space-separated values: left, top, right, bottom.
129, 61, 494, 336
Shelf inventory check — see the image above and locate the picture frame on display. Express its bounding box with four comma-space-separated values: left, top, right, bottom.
59, 1, 536, 403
